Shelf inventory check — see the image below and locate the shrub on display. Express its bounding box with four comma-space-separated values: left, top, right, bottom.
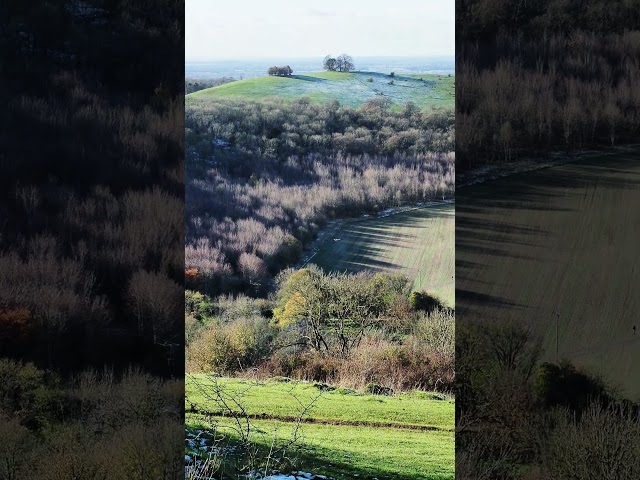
366, 383, 393, 396
186, 324, 232, 373
534, 361, 610, 413
313, 382, 336, 392
187, 317, 274, 374
409, 290, 448, 313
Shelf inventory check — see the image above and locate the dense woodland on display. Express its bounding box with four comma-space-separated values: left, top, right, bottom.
457, 0, 640, 167
185, 85, 455, 392
1, 1, 183, 478
186, 97, 454, 294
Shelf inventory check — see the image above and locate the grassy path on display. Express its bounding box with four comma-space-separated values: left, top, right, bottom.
186, 376, 454, 430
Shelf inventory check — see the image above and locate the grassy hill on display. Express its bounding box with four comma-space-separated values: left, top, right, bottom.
457, 147, 640, 400
310, 204, 455, 307
187, 71, 454, 109
186, 376, 454, 480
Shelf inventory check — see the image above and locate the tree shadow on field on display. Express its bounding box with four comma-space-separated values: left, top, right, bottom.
323, 239, 404, 273
455, 289, 530, 310
291, 75, 328, 83
456, 148, 640, 325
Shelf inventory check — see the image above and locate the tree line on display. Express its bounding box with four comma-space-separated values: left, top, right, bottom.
186, 77, 236, 94
456, 0, 640, 168
186, 268, 454, 392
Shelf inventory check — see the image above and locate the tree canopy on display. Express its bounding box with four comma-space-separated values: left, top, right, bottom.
268, 65, 293, 76
323, 54, 355, 72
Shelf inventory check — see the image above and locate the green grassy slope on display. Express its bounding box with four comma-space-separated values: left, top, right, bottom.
187, 376, 454, 430
187, 71, 454, 109
186, 377, 455, 480
311, 204, 455, 306
457, 148, 640, 400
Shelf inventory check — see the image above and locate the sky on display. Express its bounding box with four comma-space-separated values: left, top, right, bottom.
186, 0, 454, 61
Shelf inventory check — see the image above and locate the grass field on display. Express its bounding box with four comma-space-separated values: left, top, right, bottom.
456, 147, 640, 400
310, 204, 455, 307
186, 71, 454, 109
186, 376, 455, 479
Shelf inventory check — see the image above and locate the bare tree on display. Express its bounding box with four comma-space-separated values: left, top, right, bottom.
323, 55, 337, 71
335, 54, 355, 72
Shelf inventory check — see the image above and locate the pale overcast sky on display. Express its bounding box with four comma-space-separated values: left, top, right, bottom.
186, 0, 454, 60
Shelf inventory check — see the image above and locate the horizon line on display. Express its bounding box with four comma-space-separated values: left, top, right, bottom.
186, 54, 454, 63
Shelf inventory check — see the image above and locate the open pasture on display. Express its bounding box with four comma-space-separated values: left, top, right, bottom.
310, 204, 455, 306
187, 71, 454, 109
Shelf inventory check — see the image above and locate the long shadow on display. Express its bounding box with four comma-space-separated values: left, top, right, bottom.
455, 289, 530, 310
456, 148, 640, 333
291, 75, 328, 83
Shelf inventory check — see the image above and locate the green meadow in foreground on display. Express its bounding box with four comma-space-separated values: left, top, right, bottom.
311, 204, 455, 307
187, 71, 454, 109
186, 376, 455, 479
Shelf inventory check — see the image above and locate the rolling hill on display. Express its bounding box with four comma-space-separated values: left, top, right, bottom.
186, 71, 454, 109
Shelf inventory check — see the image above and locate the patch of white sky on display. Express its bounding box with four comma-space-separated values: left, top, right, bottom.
186, 0, 454, 60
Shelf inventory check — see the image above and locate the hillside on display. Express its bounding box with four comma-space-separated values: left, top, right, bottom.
457, 147, 640, 400
187, 71, 454, 109
310, 204, 455, 307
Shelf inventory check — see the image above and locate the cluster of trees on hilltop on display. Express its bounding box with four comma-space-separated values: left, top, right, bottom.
267, 65, 293, 76
185, 97, 454, 295
323, 54, 355, 72
456, 0, 640, 168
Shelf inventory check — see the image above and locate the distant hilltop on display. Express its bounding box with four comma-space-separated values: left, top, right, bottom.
186, 71, 454, 110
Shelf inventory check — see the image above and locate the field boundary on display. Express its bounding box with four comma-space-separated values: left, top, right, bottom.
457, 144, 640, 189
186, 405, 453, 432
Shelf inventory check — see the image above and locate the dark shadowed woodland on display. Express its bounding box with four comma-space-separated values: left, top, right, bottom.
457, 0, 640, 168
456, 1, 640, 479
0, 1, 184, 478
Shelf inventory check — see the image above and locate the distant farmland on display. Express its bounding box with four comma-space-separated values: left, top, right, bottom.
456, 148, 640, 400
311, 204, 455, 307
186, 71, 454, 109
